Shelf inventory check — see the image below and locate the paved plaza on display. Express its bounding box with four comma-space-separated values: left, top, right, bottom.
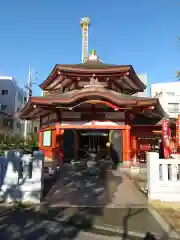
0, 163, 168, 239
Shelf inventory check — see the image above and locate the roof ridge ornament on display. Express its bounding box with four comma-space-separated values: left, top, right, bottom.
88, 49, 98, 61
84, 74, 104, 88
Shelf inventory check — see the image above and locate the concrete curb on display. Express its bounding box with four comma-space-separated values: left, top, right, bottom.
125, 172, 180, 239
87, 223, 173, 240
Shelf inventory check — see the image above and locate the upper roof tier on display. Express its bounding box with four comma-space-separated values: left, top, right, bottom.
39, 50, 147, 94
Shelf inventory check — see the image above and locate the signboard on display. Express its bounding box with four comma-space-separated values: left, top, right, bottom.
176, 114, 180, 151
43, 130, 52, 147
162, 119, 170, 159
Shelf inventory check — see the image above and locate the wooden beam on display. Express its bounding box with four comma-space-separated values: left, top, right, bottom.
63, 71, 129, 78
46, 75, 64, 90
25, 108, 50, 120
56, 124, 127, 130
114, 77, 134, 91
123, 75, 141, 91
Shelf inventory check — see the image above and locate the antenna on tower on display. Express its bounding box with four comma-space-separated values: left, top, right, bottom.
80, 17, 90, 63
24, 61, 33, 142
27, 61, 32, 100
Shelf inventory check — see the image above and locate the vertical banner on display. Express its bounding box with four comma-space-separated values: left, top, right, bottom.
80, 17, 90, 63
176, 114, 180, 152
82, 22, 88, 63
162, 119, 170, 159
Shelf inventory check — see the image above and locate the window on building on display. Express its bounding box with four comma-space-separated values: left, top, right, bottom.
1, 105, 7, 111
4, 119, 12, 129
4, 119, 9, 126
166, 92, 175, 96
1, 90, 8, 95
168, 103, 179, 113
24, 97, 27, 103
16, 122, 21, 129
155, 92, 162, 97
18, 92, 23, 103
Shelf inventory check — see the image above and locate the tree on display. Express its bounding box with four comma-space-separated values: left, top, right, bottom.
26, 132, 38, 148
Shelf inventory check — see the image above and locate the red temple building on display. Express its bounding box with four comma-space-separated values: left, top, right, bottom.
19, 50, 176, 171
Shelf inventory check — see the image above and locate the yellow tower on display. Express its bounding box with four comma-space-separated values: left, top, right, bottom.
80, 17, 90, 63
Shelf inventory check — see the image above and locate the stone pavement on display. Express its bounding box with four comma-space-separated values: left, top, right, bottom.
42, 164, 166, 238
0, 163, 175, 239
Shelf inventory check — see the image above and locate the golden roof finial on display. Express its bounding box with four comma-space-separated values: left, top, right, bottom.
89, 49, 98, 61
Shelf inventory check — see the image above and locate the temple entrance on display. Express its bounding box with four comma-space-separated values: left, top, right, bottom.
76, 129, 123, 168
77, 130, 109, 160
63, 130, 75, 161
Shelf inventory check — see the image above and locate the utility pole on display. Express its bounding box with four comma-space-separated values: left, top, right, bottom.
24, 62, 32, 142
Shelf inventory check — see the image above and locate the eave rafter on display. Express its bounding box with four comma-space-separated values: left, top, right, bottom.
45, 74, 64, 91
22, 106, 52, 120
114, 77, 133, 92
123, 75, 141, 91
128, 70, 146, 91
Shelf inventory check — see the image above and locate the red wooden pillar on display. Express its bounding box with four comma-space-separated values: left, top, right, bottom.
55, 122, 64, 163
123, 125, 131, 162
38, 130, 42, 148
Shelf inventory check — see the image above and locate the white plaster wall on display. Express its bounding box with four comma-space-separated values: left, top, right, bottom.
61, 120, 125, 127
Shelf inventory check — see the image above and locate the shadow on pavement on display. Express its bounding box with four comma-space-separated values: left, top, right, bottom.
0, 162, 121, 239
0, 163, 173, 240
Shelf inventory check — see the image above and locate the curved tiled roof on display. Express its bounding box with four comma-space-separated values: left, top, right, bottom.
19, 86, 167, 120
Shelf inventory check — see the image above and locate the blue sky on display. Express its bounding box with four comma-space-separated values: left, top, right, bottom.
0, 0, 179, 95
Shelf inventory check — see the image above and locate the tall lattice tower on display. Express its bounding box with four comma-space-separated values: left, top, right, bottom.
80, 17, 90, 63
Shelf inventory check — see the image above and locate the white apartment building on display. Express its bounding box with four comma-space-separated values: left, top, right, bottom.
0, 76, 27, 136
151, 81, 180, 119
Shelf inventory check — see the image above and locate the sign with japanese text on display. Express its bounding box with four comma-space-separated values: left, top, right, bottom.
162, 119, 169, 159
162, 119, 168, 139
176, 114, 180, 150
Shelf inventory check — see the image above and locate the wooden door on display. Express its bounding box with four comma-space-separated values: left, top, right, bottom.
63, 130, 75, 161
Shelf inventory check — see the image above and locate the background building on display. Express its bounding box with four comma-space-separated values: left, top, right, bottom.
134, 73, 148, 97
150, 81, 180, 118
0, 76, 27, 136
